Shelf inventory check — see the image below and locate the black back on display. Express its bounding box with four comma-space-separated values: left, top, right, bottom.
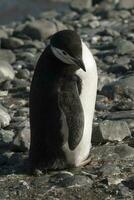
29, 31, 84, 171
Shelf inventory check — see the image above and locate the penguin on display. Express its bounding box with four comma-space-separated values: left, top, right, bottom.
29, 30, 98, 173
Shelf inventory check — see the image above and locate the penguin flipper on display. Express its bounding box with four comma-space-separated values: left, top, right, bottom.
60, 78, 84, 150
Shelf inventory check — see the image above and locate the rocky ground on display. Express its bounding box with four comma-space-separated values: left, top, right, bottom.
0, 0, 134, 199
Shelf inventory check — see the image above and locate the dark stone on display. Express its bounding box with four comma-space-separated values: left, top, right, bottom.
1, 37, 24, 49
122, 176, 134, 190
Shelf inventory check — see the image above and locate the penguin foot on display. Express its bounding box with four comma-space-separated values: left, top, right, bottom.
78, 157, 92, 167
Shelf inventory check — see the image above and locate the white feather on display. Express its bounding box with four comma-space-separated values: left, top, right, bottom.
62, 41, 98, 166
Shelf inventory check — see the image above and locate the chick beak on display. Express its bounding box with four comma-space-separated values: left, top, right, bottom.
74, 58, 86, 72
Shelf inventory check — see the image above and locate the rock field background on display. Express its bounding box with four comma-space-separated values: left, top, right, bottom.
0, 0, 134, 199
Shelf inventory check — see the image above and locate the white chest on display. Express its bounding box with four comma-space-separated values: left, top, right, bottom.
63, 41, 98, 166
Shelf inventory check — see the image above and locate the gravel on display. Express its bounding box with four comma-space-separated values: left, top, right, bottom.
0, 0, 134, 199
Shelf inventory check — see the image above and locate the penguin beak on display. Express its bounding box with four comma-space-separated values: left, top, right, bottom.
74, 58, 86, 72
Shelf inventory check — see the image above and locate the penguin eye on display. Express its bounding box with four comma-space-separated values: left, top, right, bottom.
62, 50, 68, 56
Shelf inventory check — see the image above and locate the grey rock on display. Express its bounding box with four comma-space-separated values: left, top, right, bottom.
114, 144, 134, 159
98, 73, 115, 91
107, 64, 128, 74
118, 0, 134, 9
0, 49, 16, 64
106, 110, 134, 120
0, 129, 14, 147
0, 61, 15, 83
16, 51, 35, 64
12, 121, 30, 152
101, 74, 134, 100
100, 163, 120, 177
89, 20, 100, 29
0, 29, 8, 38
70, 0, 92, 12
0, 105, 11, 128
12, 78, 29, 90
115, 56, 130, 65
53, 19, 67, 32
16, 69, 30, 80
1, 37, 24, 49
92, 120, 131, 144
12, 129, 30, 152
114, 38, 134, 55
23, 40, 45, 49
20, 19, 57, 40
50, 173, 93, 188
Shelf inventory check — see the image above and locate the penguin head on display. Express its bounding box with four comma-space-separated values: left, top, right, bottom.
50, 30, 86, 72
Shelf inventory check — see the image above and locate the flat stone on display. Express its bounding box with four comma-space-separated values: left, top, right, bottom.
0, 61, 15, 83
49, 173, 93, 188
92, 120, 131, 144
1, 37, 24, 49
0, 49, 16, 64
0, 105, 11, 128
70, 0, 92, 12
106, 110, 134, 120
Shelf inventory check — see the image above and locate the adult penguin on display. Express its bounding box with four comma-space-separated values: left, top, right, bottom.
29, 30, 98, 173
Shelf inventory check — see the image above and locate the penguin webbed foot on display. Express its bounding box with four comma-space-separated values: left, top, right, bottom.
78, 157, 92, 168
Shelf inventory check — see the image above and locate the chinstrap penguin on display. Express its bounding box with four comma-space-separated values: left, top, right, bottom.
29, 30, 98, 173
